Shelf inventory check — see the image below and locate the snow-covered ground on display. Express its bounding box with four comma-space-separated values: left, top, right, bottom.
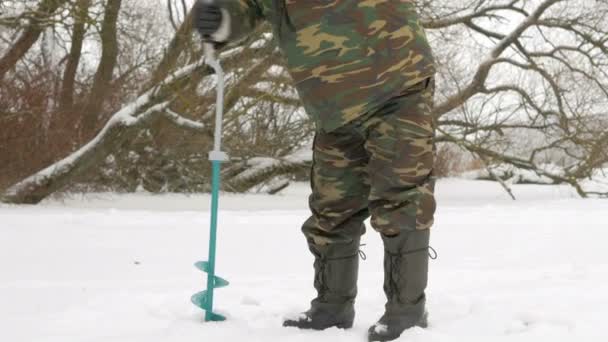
1, 179, 607, 342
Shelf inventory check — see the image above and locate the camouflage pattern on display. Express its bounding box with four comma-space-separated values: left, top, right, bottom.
214, 1, 437, 243
301, 78, 436, 245
223, 0, 435, 132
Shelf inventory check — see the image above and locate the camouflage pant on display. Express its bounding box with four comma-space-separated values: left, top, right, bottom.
302, 78, 436, 246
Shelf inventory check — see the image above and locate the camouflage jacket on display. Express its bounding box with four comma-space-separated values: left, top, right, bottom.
222, 0, 435, 132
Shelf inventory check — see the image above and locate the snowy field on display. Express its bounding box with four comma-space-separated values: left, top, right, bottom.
1, 179, 607, 342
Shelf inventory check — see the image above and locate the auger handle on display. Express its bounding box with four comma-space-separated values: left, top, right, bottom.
203, 43, 228, 162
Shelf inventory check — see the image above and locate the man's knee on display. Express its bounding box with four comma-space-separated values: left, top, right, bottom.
302, 210, 368, 246
369, 176, 436, 235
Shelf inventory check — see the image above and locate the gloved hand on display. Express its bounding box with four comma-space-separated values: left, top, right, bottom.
192, 0, 231, 44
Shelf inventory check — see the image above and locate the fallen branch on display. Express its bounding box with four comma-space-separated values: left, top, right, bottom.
226, 146, 312, 193
1, 59, 207, 204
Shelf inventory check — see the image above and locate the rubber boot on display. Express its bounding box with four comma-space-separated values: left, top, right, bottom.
368, 229, 431, 341
283, 237, 360, 330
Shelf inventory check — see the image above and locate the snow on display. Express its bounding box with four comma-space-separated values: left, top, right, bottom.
461, 166, 608, 195
374, 324, 388, 334
1, 179, 607, 342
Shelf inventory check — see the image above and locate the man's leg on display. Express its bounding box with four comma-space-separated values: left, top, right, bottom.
363, 79, 436, 341
284, 126, 370, 330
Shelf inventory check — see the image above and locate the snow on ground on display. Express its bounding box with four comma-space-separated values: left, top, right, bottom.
1, 179, 607, 342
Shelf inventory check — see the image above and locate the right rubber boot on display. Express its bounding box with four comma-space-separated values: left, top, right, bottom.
283, 237, 360, 330
368, 229, 431, 341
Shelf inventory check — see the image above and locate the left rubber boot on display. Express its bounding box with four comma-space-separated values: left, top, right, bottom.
283, 237, 360, 330
368, 229, 431, 342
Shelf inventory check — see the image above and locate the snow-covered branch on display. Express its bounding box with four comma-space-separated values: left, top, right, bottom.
1, 59, 207, 204
226, 146, 312, 193
163, 109, 206, 132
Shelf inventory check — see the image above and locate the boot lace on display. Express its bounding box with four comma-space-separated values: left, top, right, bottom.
315, 252, 361, 302
358, 243, 367, 260
315, 257, 328, 301
386, 246, 437, 302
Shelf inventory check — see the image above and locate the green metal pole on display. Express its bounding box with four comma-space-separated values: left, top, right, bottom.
204, 160, 222, 321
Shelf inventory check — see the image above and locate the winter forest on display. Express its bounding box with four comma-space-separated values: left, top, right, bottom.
1, 1, 608, 342
1, 0, 607, 202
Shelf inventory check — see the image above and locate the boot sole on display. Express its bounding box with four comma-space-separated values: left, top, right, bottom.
336, 322, 354, 329
283, 320, 354, 330
368, 313, 428, 342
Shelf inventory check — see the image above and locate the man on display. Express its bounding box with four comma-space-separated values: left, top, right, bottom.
193, 1, 436, 341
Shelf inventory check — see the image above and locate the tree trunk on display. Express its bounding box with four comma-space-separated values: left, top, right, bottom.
0, 0, 68, 80
59, 0, 90, 111
81, 0, 122, 137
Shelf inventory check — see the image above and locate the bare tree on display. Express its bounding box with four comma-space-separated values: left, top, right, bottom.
0, 0, 68, 79
1, 0, 607, 204
423, 0, 608, 197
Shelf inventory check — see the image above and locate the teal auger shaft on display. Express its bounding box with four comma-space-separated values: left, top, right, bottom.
191, 42, 229, 322
205, 160, 222, 321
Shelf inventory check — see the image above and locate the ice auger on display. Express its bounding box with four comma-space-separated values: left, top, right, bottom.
191, 42, 229, 322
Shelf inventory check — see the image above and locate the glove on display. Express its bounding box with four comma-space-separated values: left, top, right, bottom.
193, 0, 231, 44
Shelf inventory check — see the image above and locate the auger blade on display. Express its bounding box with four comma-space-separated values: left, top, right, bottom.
194, 261, 210, 272
214, 276, 229, 288
192, 260, 230, 321
191, 290, 209, 309
191, 291, 227, 322
206, 311, 227, 322
194, 261, 230, 287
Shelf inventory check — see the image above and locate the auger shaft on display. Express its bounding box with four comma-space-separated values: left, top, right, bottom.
205, 160, 222, 321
